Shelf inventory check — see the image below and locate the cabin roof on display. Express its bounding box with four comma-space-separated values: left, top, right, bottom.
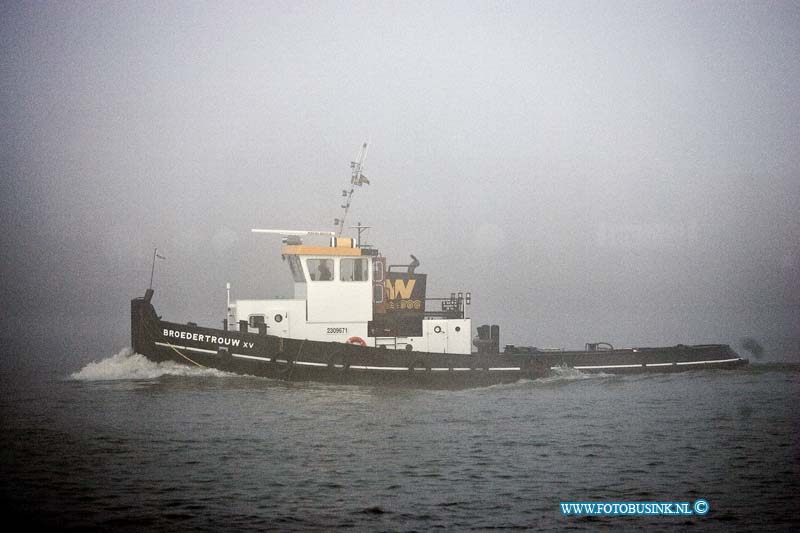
281, 245, 363, 256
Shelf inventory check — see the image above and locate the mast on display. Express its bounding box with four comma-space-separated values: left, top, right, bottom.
335, 142, 370, 237
349, 222, 372, 248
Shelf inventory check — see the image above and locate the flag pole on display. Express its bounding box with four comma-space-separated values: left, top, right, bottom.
149, 248, 158, 290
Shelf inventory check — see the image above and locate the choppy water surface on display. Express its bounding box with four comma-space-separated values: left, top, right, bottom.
2, 349, 798, 531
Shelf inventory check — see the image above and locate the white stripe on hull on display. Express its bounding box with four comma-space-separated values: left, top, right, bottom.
675, 358, 741, 365
155, 343, 742, 373
155, 342, 217, 355
231, 353, 271, 362
551, 358, 743, 371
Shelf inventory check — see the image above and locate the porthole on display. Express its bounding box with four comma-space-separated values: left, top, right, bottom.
274, 314, 283, 323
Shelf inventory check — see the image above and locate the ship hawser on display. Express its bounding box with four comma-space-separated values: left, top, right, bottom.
130, 145, 747, 388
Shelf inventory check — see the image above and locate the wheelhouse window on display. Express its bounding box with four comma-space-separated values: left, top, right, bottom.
307, 258, 333, 281
372, 258, 384, 281
340, 258, 368, 282
288, 256, 305, 282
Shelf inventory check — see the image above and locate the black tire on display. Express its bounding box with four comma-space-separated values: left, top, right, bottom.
273, 355, 293, 375
408, 359, 430, 371
327, 352, 350, 370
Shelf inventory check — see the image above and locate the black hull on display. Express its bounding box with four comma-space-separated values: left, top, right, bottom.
131, 296, 748, 389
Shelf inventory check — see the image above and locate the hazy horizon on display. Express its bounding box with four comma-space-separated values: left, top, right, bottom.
2, 1, 798, 368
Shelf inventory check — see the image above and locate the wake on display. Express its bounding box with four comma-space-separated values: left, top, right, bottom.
536, 364, 615, 383
70, 347, 233, 381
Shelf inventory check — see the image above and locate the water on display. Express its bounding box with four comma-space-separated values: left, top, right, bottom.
2, 348, 798, 531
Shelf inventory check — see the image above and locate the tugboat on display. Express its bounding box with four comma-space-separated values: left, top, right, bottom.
131, 144, 748, 388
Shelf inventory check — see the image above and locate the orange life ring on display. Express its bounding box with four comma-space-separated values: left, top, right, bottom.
347, 336, 367, 347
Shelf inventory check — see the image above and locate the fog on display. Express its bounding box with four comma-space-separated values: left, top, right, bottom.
1, 1, 798, 367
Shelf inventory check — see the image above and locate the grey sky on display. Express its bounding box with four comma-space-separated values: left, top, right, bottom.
1, 1, 798, 364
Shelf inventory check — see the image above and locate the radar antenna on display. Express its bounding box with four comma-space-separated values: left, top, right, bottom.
334, 142, 370, 236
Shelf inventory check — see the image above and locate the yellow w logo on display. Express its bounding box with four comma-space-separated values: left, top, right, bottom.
385, 279, 416, 300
